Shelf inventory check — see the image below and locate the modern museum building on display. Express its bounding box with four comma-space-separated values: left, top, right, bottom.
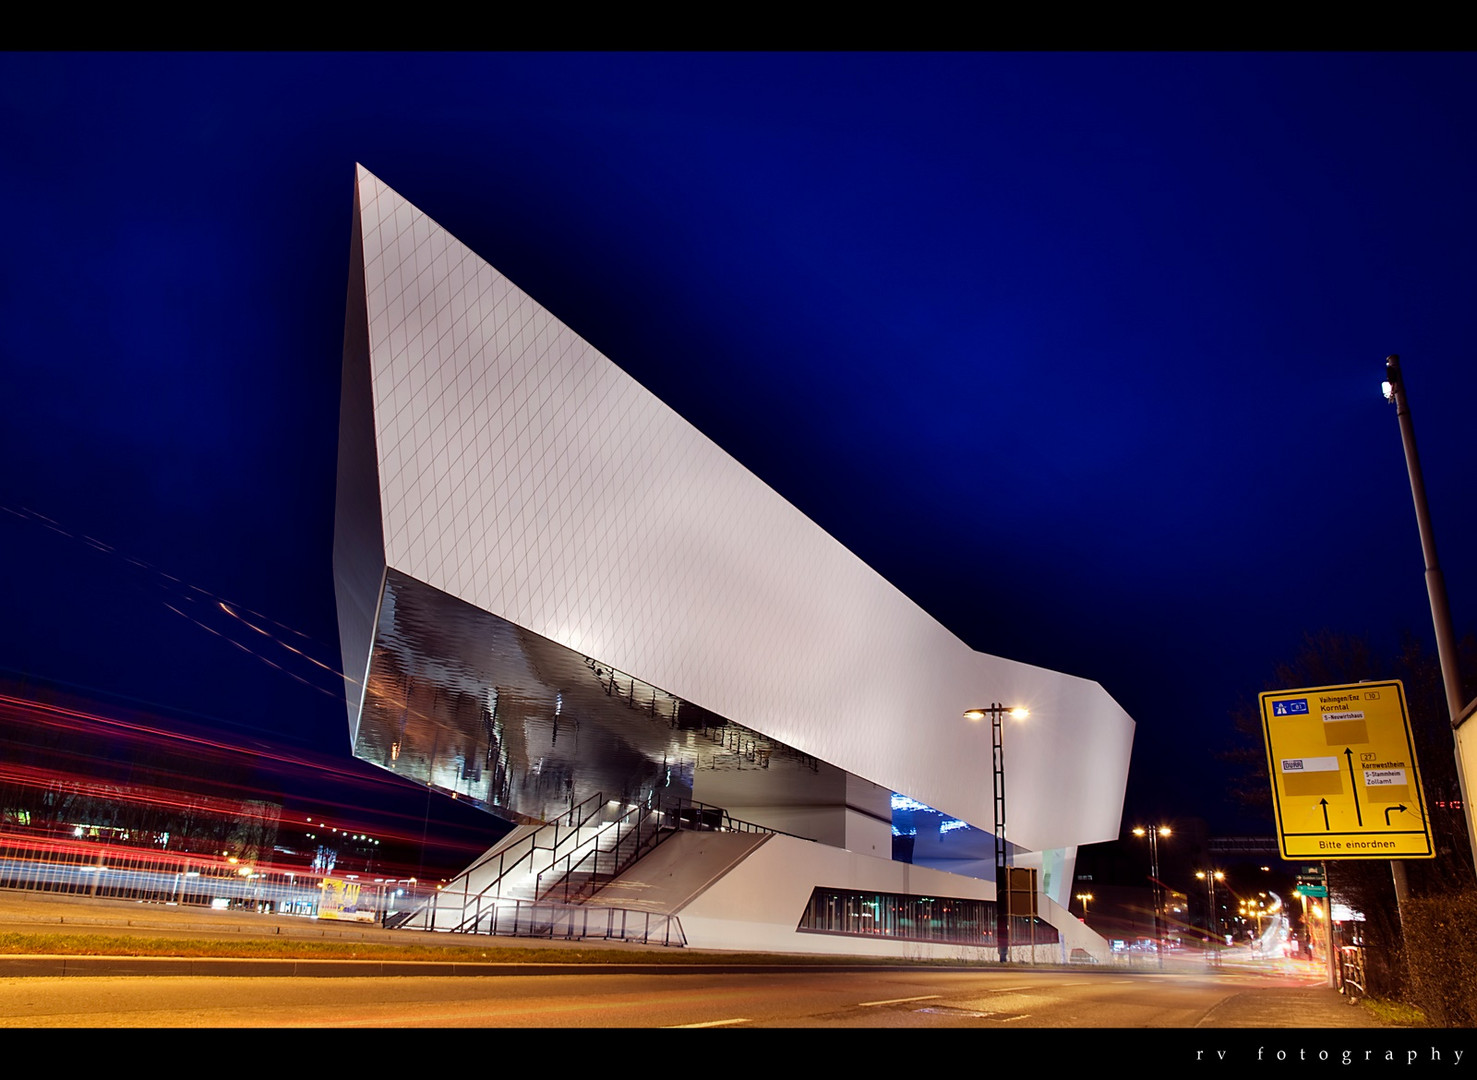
333, 166, 1135, 959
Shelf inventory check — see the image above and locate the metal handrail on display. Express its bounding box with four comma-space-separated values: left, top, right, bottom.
535, 802, 645, 903
533, 793, 816, 906
439, 791, 819, 932
443, 792, 617, 932
446, 840, 541, 932
454, 894, 686, 947
451, 788, 606, 886
564, 789, 608, 829
560, 819, 651, 903
658, 795, 815, 843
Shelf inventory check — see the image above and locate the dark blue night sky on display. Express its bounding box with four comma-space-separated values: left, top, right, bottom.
4, 53, 1476, 838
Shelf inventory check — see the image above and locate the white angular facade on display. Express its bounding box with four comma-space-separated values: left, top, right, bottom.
334, 165, 1134, 940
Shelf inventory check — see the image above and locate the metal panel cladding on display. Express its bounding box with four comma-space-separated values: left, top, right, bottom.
336, 165, 1134, 852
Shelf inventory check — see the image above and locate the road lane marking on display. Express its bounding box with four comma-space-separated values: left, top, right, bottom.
668, 1018, 751, 1028
859, 994, 942, 1007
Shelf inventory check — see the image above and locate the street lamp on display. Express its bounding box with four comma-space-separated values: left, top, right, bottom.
1075, 892, 1094, 920
1241, 895, 1269, 946
1132, 825, 1171, 966
964, 703, 1029, 963
1382, 355, 1477, 879
1195, 869, 1225, 959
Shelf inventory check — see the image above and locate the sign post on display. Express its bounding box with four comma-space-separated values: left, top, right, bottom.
1260, 681, 1433, 861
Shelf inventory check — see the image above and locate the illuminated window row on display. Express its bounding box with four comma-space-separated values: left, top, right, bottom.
796, 886, 1057, 947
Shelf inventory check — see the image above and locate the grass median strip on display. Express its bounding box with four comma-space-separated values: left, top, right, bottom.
0, 932, 902, 966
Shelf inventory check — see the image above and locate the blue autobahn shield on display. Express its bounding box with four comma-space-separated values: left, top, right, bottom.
1271, 698, 1309, 717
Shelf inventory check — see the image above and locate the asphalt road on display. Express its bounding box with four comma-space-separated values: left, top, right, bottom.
0, 892, 1421, 1034
0, 965, 1369, 1028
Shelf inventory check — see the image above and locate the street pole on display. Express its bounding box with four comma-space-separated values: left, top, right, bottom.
992, 703, 1009, 964
1134, 825, 1170, 968
1209, 874, 1220, 947
1198, 870, 1222, 966
1150, 830, 1163, 968
1323, 860, 1337, 990
1383, 356, 1477, 877
965, 703, 1028, 964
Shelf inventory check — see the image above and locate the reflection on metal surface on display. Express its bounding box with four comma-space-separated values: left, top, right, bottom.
354, 570, 822, 826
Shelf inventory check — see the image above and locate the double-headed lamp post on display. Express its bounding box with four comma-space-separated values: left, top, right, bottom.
1195, 869, 1225, 953
964, 704, 1029, 963
1133, 825, 1171, 966
1241, 893, 1271, 944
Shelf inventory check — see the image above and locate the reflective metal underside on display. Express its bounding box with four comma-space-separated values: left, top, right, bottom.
354, 569, 822, 826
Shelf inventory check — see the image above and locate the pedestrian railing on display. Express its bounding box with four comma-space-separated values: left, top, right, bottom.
1338, 944, 1367, 1000
0, 827, 429, 921
420, 891, 685, 947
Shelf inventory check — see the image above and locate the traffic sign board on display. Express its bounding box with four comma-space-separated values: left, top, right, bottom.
1260, 680, 1434, 860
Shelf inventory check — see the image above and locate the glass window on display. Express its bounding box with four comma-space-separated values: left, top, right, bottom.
797, 886, 1057, 946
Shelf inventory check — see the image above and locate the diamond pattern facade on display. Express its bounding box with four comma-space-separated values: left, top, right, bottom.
335, 165, 1134, 854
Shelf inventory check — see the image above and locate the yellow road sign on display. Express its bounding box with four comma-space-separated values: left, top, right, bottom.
1260, 680, 1433, 860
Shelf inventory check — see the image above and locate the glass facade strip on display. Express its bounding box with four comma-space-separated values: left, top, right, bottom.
796, 886, 1058, 947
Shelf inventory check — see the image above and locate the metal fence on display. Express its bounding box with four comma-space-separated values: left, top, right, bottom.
1338, 944, 1368, 1000
0, 829, 685, 946
417, 891, 686, 946
0, 828, 424, 921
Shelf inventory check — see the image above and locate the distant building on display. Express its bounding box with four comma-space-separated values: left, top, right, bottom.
333, 166, 1135, 958
0, 682, 279, 861
0, 680, 420, 880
